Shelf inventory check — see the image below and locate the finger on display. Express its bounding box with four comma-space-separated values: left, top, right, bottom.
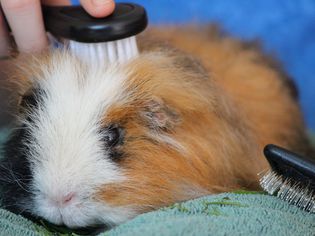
80, 0, 115, 18
1, 0, 48, 53
0, 10, 10, 58
41, 0, 70, 5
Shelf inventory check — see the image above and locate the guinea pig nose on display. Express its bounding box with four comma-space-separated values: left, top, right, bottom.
62, 192, 75, 205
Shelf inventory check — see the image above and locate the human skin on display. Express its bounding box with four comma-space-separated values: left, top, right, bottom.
0, 0, 115, 56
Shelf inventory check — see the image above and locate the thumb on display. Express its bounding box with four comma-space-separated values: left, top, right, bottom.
80, 0, 115, 18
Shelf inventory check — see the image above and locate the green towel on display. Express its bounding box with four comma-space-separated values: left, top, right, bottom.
0, 192, 314, 236
1, 128, 314, 236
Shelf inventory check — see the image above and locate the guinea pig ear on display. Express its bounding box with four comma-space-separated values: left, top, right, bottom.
142, 97, 181, 131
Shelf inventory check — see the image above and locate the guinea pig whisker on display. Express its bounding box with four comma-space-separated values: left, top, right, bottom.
0, 163, 32, 182
12, 179, 32, 193
0, 172, 14, 183
13, 177, 33, 182
1, 198, 33, 214
0, 163, 13, 172
0, 168, 19, 183
0, 174, 32, 187
17, 206, 30, 216
1, 203, 22, 209
5, 169, 32, 194
0, 176, 15, 183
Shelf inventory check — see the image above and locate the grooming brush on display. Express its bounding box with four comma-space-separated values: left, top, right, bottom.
3, 3, 147, 65
260, 144, 315, 213
43, 3, 147, 65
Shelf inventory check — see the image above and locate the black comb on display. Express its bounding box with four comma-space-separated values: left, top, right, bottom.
260, 144, 315, 212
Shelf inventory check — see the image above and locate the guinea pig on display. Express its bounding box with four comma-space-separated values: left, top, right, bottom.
0, 26, 313, 229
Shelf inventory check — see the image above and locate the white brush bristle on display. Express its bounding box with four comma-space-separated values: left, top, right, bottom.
260, 170, 315, 213
68, 36, 138, 66
49, 36, 139, 66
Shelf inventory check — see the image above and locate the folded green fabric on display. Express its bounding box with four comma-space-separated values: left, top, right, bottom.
0, 192, 314, 236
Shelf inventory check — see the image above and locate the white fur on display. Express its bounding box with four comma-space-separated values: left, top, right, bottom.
23, 52, 135, 227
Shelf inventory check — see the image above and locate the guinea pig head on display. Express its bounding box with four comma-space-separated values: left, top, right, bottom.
0, 50, 218, 228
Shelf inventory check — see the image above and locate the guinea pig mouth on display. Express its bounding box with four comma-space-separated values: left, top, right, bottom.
34, 201, 96, 229
42, 220, 108, 235
26, 214, 109, 235
20, 207, 109, 235
31, 193, 119, 233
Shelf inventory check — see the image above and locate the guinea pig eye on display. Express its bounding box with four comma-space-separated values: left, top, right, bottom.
102, 125, 124, 147
19, 88, 40, 109
20, 94, 36, 108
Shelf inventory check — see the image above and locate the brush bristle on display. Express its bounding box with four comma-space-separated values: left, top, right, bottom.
260, 170, 315, 213
58, 36, 139, 66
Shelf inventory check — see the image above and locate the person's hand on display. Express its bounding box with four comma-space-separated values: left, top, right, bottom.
0, 0, 115, 57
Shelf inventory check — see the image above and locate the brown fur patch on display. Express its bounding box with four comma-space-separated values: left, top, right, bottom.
97, 27, 312, 213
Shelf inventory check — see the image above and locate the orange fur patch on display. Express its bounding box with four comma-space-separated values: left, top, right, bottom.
97, 27, 311, 213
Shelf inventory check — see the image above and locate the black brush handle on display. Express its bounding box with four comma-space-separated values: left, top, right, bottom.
264, 144, 315, 190
43, 3, 148, 43
3, 3, 148, 43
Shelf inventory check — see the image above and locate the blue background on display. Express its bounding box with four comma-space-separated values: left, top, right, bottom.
73, 0, 315, 131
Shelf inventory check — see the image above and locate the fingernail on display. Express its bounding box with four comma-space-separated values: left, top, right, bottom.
92, 0, 111, 6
